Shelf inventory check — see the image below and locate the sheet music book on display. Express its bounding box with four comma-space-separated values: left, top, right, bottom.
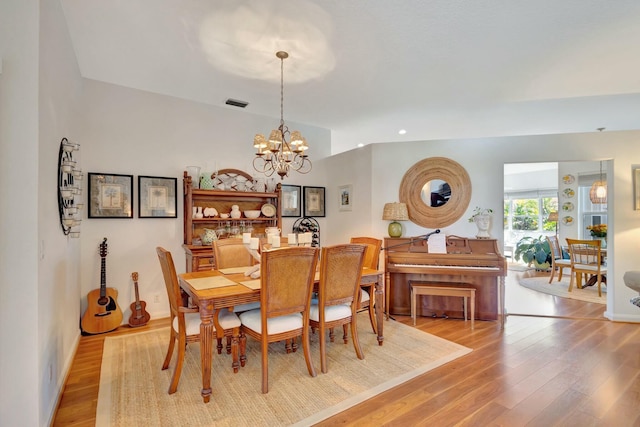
428, 233, 447, 254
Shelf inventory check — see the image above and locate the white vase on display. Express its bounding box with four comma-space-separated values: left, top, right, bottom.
195, 206, 203, 219
473, 214, 491, 239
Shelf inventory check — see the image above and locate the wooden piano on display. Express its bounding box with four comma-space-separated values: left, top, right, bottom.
384, 236, 507, 326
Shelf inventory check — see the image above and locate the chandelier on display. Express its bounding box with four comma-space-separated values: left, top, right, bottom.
253, 51, 312, 180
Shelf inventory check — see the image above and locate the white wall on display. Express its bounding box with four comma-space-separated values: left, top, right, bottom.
75, 81, 332, 321
37, 0, 85, 424
319, 134, 640, 323
0, 2, 41, 427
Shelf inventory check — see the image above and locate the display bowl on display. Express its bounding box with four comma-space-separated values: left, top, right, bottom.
244, 210, 261, 219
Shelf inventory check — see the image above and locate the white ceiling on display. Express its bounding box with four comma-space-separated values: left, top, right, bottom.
60, 0, 640, 154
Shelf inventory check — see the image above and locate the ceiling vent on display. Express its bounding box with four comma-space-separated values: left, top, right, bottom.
225, 98, 249, 108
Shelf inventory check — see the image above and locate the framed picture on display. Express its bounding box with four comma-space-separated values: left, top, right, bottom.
338, 184, 353, 211
634, 167, 640, 210
281, 184, 301, 217
303, 186, 325, 217
138, 176, 177, 218
88, 173, 133, 218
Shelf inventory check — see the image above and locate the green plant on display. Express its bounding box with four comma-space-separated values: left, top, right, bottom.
514, 235, 552, 267
468, 207, 493, 223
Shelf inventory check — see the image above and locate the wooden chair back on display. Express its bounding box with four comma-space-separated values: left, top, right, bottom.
318, 244, 367, 308
156, 247, 182, 320
349, 237, 382, 270
547, 235, 563, 260
213, 238, 255, 269
260, 246, 319, 319
566, 238, 603, 268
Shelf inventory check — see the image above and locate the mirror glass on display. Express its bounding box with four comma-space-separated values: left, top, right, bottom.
421, 179, 451, 207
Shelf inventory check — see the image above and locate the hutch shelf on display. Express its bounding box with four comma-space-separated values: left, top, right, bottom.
182, 169, 282, 272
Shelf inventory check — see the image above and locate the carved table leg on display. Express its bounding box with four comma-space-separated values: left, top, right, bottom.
199, 303, 215, 403
375, 273, 384, 346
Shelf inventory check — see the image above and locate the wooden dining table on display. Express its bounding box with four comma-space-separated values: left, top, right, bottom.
178, 266, 385, 403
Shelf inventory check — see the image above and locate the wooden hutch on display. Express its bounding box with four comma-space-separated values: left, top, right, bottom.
182, 169, 282, 272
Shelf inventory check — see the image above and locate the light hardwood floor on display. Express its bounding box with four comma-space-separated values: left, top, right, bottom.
53, 269, 640, 426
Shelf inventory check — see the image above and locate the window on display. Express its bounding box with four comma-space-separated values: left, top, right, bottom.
504, 191, 558, 243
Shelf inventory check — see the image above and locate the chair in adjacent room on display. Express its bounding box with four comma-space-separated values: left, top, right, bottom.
238, 246, 319, 393
546, 235, 572, 284
156, 247, 241, 394
565, 238, 607, 297
349, 236, 382, 334
309, 244, 367, 373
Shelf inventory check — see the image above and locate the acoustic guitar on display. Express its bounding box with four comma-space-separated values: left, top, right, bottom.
81, 238, 123, 334
128, 272, 150, 327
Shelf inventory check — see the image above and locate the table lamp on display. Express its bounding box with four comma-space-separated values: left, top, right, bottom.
382, 202, 409, 237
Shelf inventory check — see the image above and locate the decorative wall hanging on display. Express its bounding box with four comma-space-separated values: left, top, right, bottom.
58, 137, 83, 237
281, 184, 301, 217
88, 173, 133, 218
303, 186, 325, 217
339, 184, 353, 211
138, 176, 177, 218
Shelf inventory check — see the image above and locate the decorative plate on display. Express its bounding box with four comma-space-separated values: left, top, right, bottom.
562, 202, 574, 212
563, 188, 575, 198
562, 174, 575, 184
562, 216, 574, 225
261, 203, 276, 217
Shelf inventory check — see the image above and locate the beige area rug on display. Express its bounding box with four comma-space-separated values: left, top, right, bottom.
518, 275, 606, 304
96, 312, 471, 426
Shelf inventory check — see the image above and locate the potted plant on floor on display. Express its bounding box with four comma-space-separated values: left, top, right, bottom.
514, 235, 552, 271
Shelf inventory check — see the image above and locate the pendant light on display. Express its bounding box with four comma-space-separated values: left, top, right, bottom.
589, 128, 607, 204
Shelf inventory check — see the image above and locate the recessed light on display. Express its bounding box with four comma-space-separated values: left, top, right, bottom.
357, 143, 364, 148
398, 129, 407, 135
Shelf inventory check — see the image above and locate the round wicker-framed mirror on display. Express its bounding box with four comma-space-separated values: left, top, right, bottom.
399, 157, 471, 229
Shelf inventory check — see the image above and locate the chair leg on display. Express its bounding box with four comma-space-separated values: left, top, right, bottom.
261, 337, 269, 394
350, 317, 364, 360
319, 321, 327, 373
239, 332, 247, 367
597, 275, 603, 297
342, 324, 348, 344
226, 336, 232, 354
548, 265, 556, 283
367, 301, 377, 334
302, 324, 317, 378
568, 271, 575, 292
230, 328, 240, 373
558, 267, 564, 281
162, 328, 177, 370
168, 332, 186, 394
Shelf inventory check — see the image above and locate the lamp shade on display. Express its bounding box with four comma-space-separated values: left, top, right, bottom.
383, 202, 409, 221
589, 181, 607, 204
548, 211, 558, 222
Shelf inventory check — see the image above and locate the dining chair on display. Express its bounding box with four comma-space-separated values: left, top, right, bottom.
156, 247, 242, 394
213, 238, 256, 269
546, 235, 572, 284
565, 238, 607, 297
349, 236, 382, 334
238, 246, 320, 393
214, 238, 261, 315
310, 244, 367, 373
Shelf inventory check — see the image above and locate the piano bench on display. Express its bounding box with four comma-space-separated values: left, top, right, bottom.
410, 283, 476, 330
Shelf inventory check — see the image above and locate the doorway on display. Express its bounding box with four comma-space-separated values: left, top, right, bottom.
504, 161, 608, 318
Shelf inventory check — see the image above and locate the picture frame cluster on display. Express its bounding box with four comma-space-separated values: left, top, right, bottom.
88, 173, 177, 219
